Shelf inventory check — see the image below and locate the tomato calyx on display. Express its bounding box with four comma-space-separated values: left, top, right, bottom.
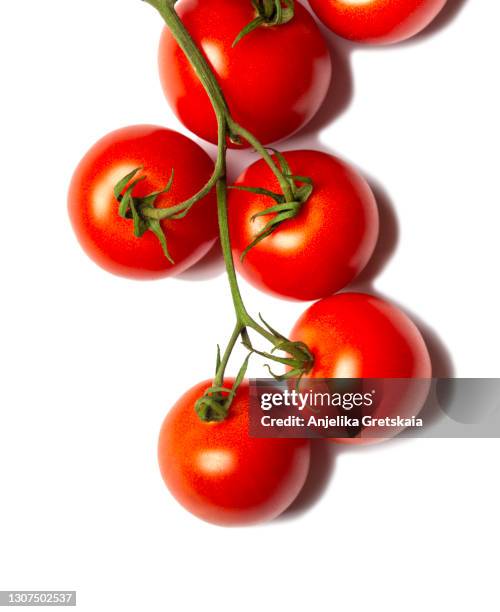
242, 315, 314, 380
114, 167, 176, 263
230, 150, 313, 259
233, 0, 295, 47
195, 384, 239, 422
195, 353, 251, 422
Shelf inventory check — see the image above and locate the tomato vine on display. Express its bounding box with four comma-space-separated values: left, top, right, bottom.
134, 0, 314, 420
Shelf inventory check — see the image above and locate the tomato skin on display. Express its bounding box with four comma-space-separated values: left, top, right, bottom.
68, 125, 218, 279
308, 0, 447, 44
159, 0, 332, 146
158, 380, 310, 526
228, 151, 379, 301
291, 293, 432, 442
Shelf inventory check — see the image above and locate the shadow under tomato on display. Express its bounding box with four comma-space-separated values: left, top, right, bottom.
397, 305, 455, 432
352, 176, 400, 286
291, 0, 468, 149
277, 439, 337, 521
347, 177, 455, 432
298, 29, 355, 140
404, 0, 469, 45
347, 281, 456, 433
177, 239, 225, 281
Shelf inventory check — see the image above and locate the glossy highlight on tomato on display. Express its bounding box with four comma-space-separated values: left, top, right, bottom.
308, 0, 447, 44
228, 150, 379, 301
159, 0, 332, 146
158, 380, 311, 526
291, 293, 432, 442
68, 125, 218, 279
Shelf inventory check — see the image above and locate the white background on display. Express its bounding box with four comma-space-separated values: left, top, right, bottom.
0, 0, 499, 610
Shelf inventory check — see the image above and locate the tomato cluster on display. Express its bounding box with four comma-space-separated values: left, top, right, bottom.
68, 0, 447, 526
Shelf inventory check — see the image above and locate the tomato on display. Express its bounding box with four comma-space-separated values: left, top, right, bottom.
158, 0, 332, 146
290, 293, 432, 442
308, 0, 447, 44
228, 150, 379, 301
158, 379, 310, 525
68, 125, 218, 279
291, 293, 431, 378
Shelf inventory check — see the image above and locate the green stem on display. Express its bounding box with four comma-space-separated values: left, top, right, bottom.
213, 135, 292, 351
142, 150, 224, 220
143, 0, 313, 419
145, 0, 229, 117
142, 120, 226, 221
216, 178, 249, 320
228, 121, 294, 202
213, 322, 243, 388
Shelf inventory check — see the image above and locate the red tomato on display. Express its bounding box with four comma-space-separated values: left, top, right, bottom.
158, 0, 332, 146
68, 125, 218, 279
228, 150, 379, 301
308, 0, 447, 44
158, 379, 310, 525
290, 293, 432, 442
